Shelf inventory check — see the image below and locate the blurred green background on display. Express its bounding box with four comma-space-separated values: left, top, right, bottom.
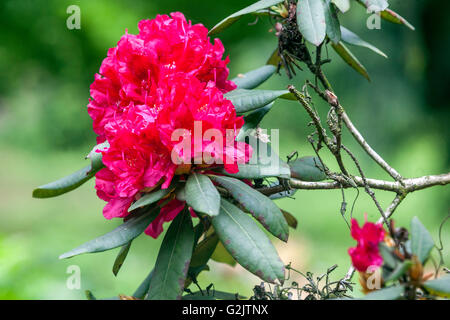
0, 0, 448, 299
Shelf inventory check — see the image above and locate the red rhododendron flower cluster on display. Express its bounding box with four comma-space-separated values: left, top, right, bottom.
87, 12, 250, 238
348, 218, 386, 272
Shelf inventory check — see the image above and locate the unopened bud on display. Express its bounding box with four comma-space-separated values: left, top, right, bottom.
325, 90, 339, 107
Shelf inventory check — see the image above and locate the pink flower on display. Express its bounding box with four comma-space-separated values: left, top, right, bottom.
88, 12, 235, 142
89, 13, 250, 238
348, 218, 385, 272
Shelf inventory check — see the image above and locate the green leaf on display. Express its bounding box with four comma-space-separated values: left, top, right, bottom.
362, 285, 404, 300
324, 0, 341, 44
33, 142, 109, 199
297, 0, 327, 46
380, 9, 415, 31
378, 243, 397, 269
211, 241, 237, 266
384, 260, 413, 283
332, 0, 350, 12
59, 207, 160, 259
423, 275, 450, 298
185, 173, 220, 217
237, 102, 274, 142
185, 265, 210, 288
182, 290, 246, 300
225, 89, 292, 114
211, 199, 285, 284
147, 210, 195, 300
267, 48, 282, 67
190, 233, 219, 268
209, 175, 289, 242
209, 0, 284, 35
221, 140, 291, 179
359, 0, 389, 12
341, 26, 387, 58
232, 65, 277, 90
112, 241, 132, 276
331, 41, 370, 81
128, 178, 179, 212
133, 269, 154, 299
410, 216, 435, 263
32, 164, 100, 198
86, 141, 109, 171
85, 290, 97, 300
289, 156, 326, 181
281, 209, 298, 229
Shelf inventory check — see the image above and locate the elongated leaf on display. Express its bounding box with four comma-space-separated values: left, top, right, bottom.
410, 216, 434, 263
211, 240, 237, 266
341, 26, 387, 58
289, 156, 326, 181
211, 199, 285, 284
359, 0, 389, 12
185, 173, 220, 217
380, 9, 415, 30
423, 275, 450, 298
133, 269, 154, 299
59, 207, 160, 259
324, 0, 341, 44
332, 0, 350, 12
33, 142, 109, 199
209, 175, 289, 242
331, 41, 370, 81
190, 233, 219, 268
112, 241, 132, 276
297, 0, 327, 46
281, 210, 298, 229
147, 210, 195, 300
362, 285, 404, 300
225, 89, 292, 114
232, 65, 277, 90
237, 102, 274, 142
384, 260, 412, 282
185, 265, 210, 288
128, 178, 179, 212
86, 141, 109, 171
32, 165, 99, 198
221, 140, 291, 179
209, 0, 284, 35
85, 290, 97, 300
267, 48, 282, 66
379, 243, 397, 269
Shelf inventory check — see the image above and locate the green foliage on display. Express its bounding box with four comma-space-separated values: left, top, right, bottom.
185, 173, 221, 217
410, 216, 435, 263
289, 156, 327, 181
296, 0, 327, 46
209, 0, 284, 35
112, 241, 132, 276
210, 175, 289, 241
59, 207, 160, 259
362, 285, 405, 300
147, 210, 195, 300
211, 199, 285, 284
232, 65, 277, 89
423, 275, 450, 298
224, 89, 292, 114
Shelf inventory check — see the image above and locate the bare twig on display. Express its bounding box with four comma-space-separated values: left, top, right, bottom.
338, 107, 404, 183
256, 173, 450, 196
